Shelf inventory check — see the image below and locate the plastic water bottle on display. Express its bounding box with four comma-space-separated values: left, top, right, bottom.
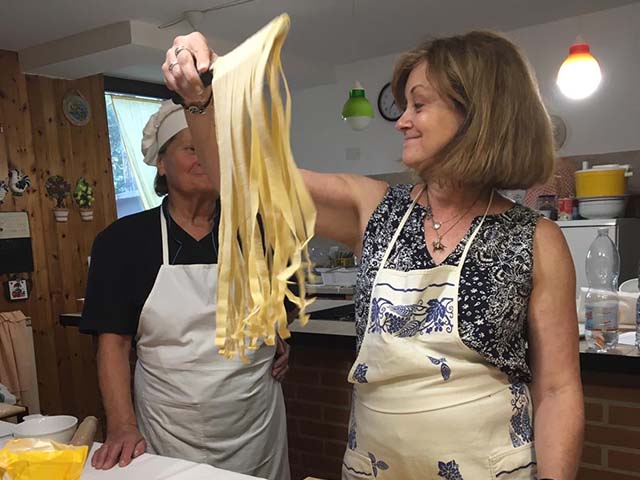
584, 228, 620, 352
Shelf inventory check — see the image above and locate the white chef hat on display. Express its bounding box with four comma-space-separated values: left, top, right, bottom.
141, 100, 188, 166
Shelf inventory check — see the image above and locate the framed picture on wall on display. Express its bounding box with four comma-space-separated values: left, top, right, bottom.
8, 279, 28, 300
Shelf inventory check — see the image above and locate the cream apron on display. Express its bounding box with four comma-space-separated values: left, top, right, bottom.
134, 208, 290, 480
343, 188, 537, 479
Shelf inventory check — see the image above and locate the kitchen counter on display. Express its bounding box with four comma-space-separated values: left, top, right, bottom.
80, 443, 263, 479
0, 433, 263, 479
291, 299, 356, 337
305, 284, 355, 296
286, 305, 640, 480
291, 303, 640, 374
62, 300, 639, 374
58, 298, 356, 329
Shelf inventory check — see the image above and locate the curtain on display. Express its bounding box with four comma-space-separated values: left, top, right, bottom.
111, 96, 162, 210
0, 311, 33, 403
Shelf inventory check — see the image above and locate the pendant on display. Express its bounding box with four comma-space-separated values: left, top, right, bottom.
432, 238, 446, 251
424, 205, 433, 220
432, 222, 441, 230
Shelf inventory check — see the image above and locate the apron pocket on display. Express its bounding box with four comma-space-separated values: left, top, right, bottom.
488, 443, 537, 479
342, 448, 375, 479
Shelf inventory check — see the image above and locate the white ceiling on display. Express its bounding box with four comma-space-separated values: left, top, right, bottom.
2, 0, 638, 89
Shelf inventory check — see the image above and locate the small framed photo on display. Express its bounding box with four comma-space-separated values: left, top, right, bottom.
8, 279, 28, 300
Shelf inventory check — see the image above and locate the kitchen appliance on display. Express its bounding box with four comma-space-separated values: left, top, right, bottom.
559, 218, 640, 290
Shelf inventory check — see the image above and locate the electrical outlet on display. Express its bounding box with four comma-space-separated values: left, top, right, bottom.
345, 147, 361, 161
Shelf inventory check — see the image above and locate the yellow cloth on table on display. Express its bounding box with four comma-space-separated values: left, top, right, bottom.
0, 439, 87, 480
212, 14, 316, 359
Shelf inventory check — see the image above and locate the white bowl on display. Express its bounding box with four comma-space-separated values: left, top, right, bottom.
13, 415, 78, 443
578, 196, 627, 219
620, 278, 639, 294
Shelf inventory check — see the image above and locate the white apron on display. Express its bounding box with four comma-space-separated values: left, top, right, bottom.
134, 208, 290, 480
343, 188, 537, 480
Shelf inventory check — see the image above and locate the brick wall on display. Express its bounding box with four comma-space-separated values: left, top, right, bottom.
284, 338, 640, 480
579, 371, 640, 479
283, 341, 355, 480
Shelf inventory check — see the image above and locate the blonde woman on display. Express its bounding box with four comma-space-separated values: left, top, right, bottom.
164, 30, 583, 479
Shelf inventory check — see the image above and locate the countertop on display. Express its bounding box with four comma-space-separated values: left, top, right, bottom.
289, 301, 640, 374
61, 299, 639, 373
305, 284, 355, 296
0, 431, 263, 479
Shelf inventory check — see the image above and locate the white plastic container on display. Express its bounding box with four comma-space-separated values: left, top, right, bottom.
320, 267, 357, 286
13, 415, 78, 444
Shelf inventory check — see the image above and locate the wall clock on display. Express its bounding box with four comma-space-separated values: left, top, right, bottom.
377, 82, 403, 122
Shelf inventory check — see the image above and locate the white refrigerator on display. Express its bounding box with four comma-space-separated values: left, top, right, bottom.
558, 218, 640, 289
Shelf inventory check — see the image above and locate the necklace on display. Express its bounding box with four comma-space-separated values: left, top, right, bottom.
424, 187, 483, 252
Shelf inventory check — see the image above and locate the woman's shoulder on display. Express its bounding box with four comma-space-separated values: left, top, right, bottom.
365, 183, 415, 223
378, 183, 415, 208
496, 201, 542, 226
94, 206, 161, 249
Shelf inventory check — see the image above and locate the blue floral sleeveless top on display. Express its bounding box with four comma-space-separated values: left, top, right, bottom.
355, 184, 542, 383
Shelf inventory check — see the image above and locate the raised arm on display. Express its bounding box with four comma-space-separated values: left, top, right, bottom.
162, 33, 387, 255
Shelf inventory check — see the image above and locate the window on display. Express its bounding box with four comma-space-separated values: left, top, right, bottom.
104, 78, 172, 218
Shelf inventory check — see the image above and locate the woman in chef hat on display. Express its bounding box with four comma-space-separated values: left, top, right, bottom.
82, 99, 291, 479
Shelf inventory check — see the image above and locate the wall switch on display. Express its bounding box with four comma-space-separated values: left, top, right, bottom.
346, 147, 361, 161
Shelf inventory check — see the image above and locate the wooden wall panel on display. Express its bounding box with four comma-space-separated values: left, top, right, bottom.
0, 49, 116, 421
0, 50, 63, 414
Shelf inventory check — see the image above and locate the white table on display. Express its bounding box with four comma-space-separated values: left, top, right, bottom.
0, 426, 264, 480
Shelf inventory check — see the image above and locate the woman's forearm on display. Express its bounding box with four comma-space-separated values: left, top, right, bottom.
185, 102, 220, 193
97, 334, 136, 431
533, 385, 584, 479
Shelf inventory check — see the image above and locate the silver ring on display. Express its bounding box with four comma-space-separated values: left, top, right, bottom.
168, 61, 179, 72
174, 45, 190, 57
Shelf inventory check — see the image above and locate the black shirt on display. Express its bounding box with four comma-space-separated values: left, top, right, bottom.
80, 198, 219, 335
81, 198, 295, 336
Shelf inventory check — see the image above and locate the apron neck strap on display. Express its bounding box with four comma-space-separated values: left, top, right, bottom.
160, 206, 170, 266
458, 188, 495, 264
378, 186, 495, 271
378, 185, 426, 269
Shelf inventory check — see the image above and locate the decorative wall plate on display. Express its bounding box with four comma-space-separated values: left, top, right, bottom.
0, 180, 8, 204
8, 168, 31, 196
62, 90, 91, 126
550, 114, 567, 150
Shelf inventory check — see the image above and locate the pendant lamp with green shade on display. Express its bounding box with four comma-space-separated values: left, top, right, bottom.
342, 81, 374, 131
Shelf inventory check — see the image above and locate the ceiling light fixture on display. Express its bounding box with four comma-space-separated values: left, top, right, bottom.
341, 0, 374, 131
556, 36, 602, 100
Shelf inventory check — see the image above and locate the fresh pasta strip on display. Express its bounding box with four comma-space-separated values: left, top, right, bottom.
212, 14, 316, 360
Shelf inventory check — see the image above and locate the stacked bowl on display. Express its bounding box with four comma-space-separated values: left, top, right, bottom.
575, 164, 633, 219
